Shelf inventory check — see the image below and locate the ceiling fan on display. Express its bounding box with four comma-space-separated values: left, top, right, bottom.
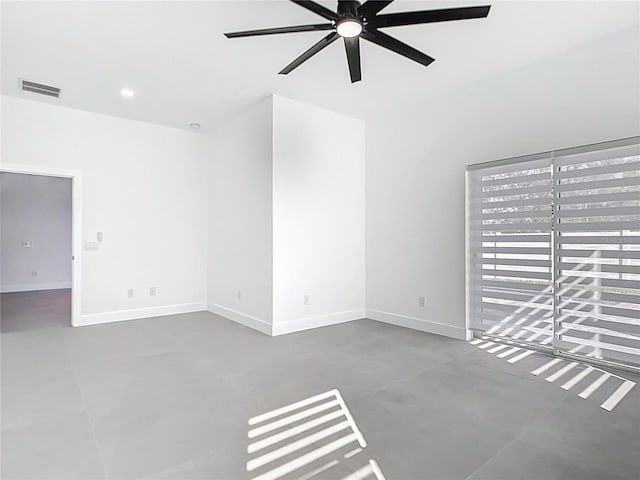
224, 0, 491, 83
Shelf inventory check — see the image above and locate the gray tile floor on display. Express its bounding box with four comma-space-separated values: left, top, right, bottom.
1, 290, 639, 479
1, 289, 71, 333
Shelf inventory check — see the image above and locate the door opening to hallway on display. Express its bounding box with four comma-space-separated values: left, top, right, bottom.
1, 172, 73, 333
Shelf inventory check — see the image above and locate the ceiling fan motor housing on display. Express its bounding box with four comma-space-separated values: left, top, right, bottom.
337, 0, 361, 18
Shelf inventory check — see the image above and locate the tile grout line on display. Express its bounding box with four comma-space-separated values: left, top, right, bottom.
350, 348, 475, 402
463, 425, 530, 480
464, 340, 581, 479
70, 368, 111, 480
463, 384, 572, 480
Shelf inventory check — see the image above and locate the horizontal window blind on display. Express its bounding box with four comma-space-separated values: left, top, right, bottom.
467, 137, 640, 370
554, 142, 640, 367
467, 156, 554, 347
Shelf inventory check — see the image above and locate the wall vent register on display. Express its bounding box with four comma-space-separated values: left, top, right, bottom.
20, 79, 61, 98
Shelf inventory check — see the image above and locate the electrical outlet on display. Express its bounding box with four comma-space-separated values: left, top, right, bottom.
304, 294, 309, 305
237, 290, 242, 301
31, 270, 38, 277
150, 287, 156, 296
128, 289, 134, 298
418, 296, 426, 308
97, 232, 103, 242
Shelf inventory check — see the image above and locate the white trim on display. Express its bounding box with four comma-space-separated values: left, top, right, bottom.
366, 309, 468, 340
0, 163, 82, 327
1, 282, 72, 293
272, 309, 365, 336
77, 302, 206, 327
465, 169, 472, 341
207, 302, 272, 335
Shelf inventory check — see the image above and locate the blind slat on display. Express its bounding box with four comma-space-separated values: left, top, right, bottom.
556, 235, 640, 245
559, 249, 640, 259
472, 209, 551, 221
558, 262, 640, 275
555, 221, 640, 231
556, 206, 640, 218
472, 279, 552, 292
557, 160, 640, 178
555, 191, 640, 205
476, 171, 551, 187
478, 258, 551, 268
479, 184, 551, 198
555, 144, 640, 166
556, 176, 639, 192
477, 197, 552, 208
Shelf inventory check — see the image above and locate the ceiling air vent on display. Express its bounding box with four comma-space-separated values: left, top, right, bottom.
20, 79, 61, 98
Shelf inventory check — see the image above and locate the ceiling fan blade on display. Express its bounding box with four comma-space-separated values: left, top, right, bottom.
224, 23, 334, 38
358, 0, 394, 18
361, 29, 435, 67
344, 36, 361, 83
279, 31, 340, 75
370, 5, 491, 28
290, 0, 339, 21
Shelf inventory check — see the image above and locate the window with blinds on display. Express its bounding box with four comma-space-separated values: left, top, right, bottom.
467, 156, 554, 348
554, 142, 640, 367
466, 137, 640, 370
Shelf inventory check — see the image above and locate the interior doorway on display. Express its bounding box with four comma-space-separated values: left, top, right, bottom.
0, 166, 82, 331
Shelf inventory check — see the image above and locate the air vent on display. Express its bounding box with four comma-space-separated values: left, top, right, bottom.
20, 79, 61, 98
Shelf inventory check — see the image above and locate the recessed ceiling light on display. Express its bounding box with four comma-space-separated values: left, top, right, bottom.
120, 88, 135, 98
189, 123, 201, 129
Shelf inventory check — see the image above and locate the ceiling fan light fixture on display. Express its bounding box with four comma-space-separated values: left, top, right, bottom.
224, 1, 492, 83
336, 18, 362, 38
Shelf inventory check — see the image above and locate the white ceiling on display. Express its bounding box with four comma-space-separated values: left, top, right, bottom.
2, 1, 638, 132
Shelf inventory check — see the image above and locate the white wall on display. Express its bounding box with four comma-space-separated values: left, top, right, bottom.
4, 27, 633, 338
272, 96, 365, 335
207, 97, 273, 334
366, 26, 640, 339
1, 173, 72, 292
1, 96, 208, 325
207, 95, 365, 335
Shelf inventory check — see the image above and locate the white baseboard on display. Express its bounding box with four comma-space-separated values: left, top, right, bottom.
366, 309, 468, 340
1, 282, 72, 293
272, 309, 365, 336
77, 302, 207, 327
207, 303, 272, 335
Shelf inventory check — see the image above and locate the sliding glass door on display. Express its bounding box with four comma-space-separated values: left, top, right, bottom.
467, 155, 554, 349
467, 137, 640, 371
